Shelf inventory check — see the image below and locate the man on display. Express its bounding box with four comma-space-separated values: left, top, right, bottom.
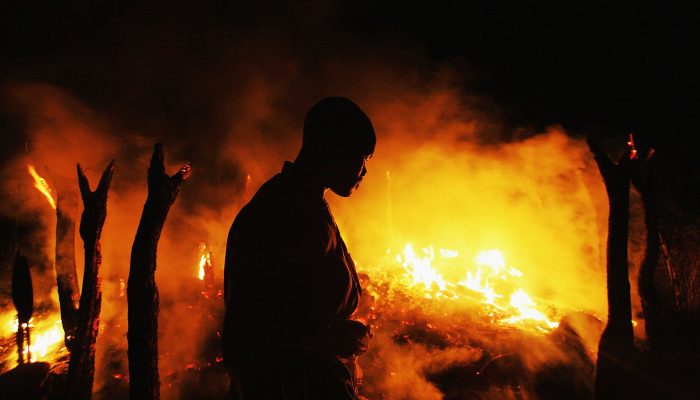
222, 97, 375, 399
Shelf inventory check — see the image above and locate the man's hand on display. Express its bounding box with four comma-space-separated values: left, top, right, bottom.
330, 319, 371, 358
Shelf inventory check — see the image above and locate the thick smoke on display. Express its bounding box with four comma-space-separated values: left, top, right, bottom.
0, 5, 641, 398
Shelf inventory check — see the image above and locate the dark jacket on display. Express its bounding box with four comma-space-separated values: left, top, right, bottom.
222, 161, 362, 399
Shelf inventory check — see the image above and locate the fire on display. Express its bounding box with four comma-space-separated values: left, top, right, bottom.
197, 243, 212, 281
27, 164, 57, 209
5, 316, 65, 364
391, 244, 559, 333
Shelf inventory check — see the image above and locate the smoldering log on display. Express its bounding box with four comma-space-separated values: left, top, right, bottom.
67, 161, 115, 400
12, 252, 33, 365
55, 189, 80, 352
128, 144, 191, 400
587, 138, 634, 400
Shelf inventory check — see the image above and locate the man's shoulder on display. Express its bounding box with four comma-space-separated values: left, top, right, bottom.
233, 173, 295, 224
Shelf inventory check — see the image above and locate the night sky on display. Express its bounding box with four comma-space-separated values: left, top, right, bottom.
1, 1, 699, 154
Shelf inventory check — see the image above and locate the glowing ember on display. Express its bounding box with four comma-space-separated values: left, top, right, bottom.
27, 164, 56, 209
197, 243, 212, 281
627, 133, 638, 160
392, 244, 559, 333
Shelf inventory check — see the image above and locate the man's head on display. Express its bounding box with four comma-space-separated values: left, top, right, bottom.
298, 97, 376, 197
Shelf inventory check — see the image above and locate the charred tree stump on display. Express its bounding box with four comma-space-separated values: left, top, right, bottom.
628, 147, 664, 350
128, 144, 191, 400
67, 161, 115, 400
55, 189, 80, 352
588, 138, 634, 400
12, 252, 33, 364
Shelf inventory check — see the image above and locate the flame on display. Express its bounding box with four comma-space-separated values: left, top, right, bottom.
6, 317, 65, 363
392, 245, 559, 333
197, 243, 212, 281
27, 164, 57, 209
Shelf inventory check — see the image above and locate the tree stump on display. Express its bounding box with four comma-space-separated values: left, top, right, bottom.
128, 144, 191, 400
67, 161, 114, 400
588, 137, 634, 400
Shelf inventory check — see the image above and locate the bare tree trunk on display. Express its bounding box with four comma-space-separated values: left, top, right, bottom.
55, 190, 80, 352
67, 161, 114, 400
588, 138, 634, 400
588, 140, 635, 400
128, 144, 190, 400
629, 150, 663, 349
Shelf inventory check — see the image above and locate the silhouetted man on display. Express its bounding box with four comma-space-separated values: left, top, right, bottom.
223, 97, 375, 399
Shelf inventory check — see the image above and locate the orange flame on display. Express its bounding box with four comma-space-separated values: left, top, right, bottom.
27, 164, 56, 209
197, 243, 212, 281
5, 316, 65, 364
392, 244, 559, 333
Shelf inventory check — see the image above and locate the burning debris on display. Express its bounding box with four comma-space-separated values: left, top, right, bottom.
352, 241, 600, 399
387, 244, 559, 333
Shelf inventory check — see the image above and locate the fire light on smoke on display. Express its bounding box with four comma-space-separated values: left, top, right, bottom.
393, 245, 559, 333
27, 164, 56, 209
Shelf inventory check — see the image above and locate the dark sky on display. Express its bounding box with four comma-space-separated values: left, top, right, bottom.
1, 1, 698, 150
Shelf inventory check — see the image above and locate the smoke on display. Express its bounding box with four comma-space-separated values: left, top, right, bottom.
0, 5, 625, 398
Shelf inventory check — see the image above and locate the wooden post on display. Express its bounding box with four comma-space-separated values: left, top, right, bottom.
587, 137, 634, 400
128, 144, 191, 400
67, 161, 115, 400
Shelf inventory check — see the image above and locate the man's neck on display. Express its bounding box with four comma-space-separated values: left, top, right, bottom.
290, 157, 327, 197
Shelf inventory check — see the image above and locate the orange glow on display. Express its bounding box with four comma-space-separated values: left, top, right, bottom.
27, 164, 56, 209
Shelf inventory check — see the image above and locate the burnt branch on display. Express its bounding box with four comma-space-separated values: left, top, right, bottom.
68, 161, 115, 400
128, 144, 190, 400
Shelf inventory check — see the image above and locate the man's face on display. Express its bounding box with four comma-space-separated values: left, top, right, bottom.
327, 151, 372, 197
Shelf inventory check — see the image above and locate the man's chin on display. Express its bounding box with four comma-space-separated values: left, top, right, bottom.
330, 182, 360, 197
330, 188, 353, 197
